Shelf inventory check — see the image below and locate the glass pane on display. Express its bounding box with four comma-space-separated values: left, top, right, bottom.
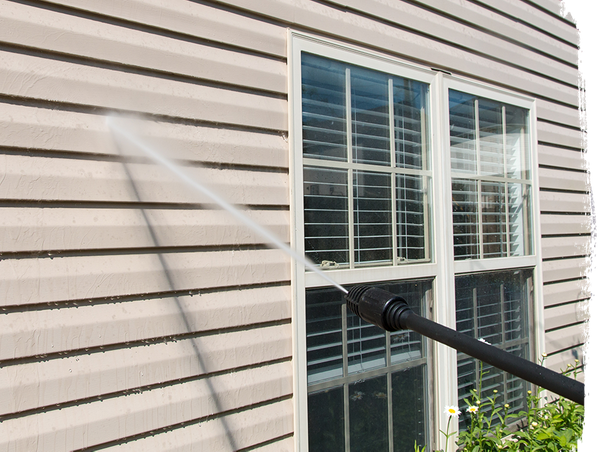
354, 171, 392, 265
302, 53, 347, 161
449, 90, 477, 173
394, 79, 428, 170
452, 179, 479, 259
349, 376, 389, 452
396, 175, 428, 262
347, 306, 387, 374
304, 166, 349, 267
392, 365, 428, 452
383, 280, 427, 364
308, 386, 345, 452
508, 183, 531, 256
351, 67, 390, 166
455, 270, 532, 430
505, 105, 529, 180
478, 98, 504, 177
481, 181, 506, 258
306, 287, 344, 384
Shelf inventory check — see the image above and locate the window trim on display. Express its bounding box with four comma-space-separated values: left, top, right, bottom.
289, 31, 544, 452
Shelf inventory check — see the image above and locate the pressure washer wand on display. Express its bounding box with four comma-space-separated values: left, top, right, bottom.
345, 285, 585, 406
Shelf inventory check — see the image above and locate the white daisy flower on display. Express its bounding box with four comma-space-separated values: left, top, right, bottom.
444, 405, 461, 417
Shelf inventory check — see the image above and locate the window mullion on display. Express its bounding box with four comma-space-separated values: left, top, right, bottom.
503, 107, 510, 257
422, 84, 431, 263
342, 302, 350, 452
346, 67, 355, 269
474, 99, 483, 259
389, 78, 399, 266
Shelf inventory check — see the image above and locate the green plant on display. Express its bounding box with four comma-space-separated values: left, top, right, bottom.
415, 357, 584, 452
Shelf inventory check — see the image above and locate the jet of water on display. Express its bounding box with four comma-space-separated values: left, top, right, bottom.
107, 116, 347, 294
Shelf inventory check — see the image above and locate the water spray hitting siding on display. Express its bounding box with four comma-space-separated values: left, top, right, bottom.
106, 116, 347, 294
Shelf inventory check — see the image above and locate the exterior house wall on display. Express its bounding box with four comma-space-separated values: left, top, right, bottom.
0, 0, 586, 450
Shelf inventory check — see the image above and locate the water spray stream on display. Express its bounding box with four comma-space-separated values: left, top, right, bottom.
106, 116, 347, 294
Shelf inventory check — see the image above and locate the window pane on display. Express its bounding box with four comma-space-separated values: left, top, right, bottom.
392, 365, 428, 452
397, 175, 428, 262
505, 105, 530, 180
452, 179, 479, 259
347, 306, 387, 374
351, 67, 390, 166
481, 181, 506, 258
508, 183, 531, 256
478, 98, 504, 177
449, 91, 477, 174
455, 269, 532, 430
384, 280, 427, 364
302, 53, 347, 161
304, 166, 349, 267
354, 171, 393, 265
306, 288, 344, 384
309, 386, 345, 452
394, 79, 428, 170
349, 375, 389, 452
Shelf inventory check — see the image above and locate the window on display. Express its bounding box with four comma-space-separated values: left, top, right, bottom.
291, 33, 541, 452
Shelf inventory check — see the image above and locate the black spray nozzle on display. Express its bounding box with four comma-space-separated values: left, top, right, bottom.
345, 284, 412, 332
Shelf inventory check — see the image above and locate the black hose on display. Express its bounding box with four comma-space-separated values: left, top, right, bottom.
345, 285, 585, 406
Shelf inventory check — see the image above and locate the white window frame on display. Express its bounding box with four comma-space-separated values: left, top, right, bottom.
289, 31, 544, 452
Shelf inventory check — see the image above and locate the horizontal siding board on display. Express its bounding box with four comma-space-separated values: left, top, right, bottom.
0, 249, 291, 306
545, 322, 586, 355
324, 0, 578, 87
36, 0, 287, 58
538, 167, 588, 192
1, 285, 291, 360
544, 300, 588, 330
0, 324, 292, 415
0, 103, 289, 167
541, 215, 591, 235
537, 121, 584, 149
0, 208, 289, 253
539, 191, 590, 213
104, 400, 294, 452
0, 361, 292, 451
541, 236, 590, 259
0, 1, 287, 96
542, 257, 588, 283
537, 145, 586, 171
540, 213, 592, 236
543, 279, 590, 307
536, 100, 580, 129
0, 51, 287, 131
0, 155, 289, 205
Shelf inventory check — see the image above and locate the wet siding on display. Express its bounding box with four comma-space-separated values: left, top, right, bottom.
0, 0, 586, 450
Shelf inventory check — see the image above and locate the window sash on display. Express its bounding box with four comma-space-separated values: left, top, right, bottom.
301, 53, 432, 270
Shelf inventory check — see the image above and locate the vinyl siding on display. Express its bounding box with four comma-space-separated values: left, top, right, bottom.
0, 0, 586, 450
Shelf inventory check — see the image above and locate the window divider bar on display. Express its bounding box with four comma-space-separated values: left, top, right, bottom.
503, 107, 511, 257
346, 67, 355, 269
389, 78, 399, 265
474, 99, 484, 259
